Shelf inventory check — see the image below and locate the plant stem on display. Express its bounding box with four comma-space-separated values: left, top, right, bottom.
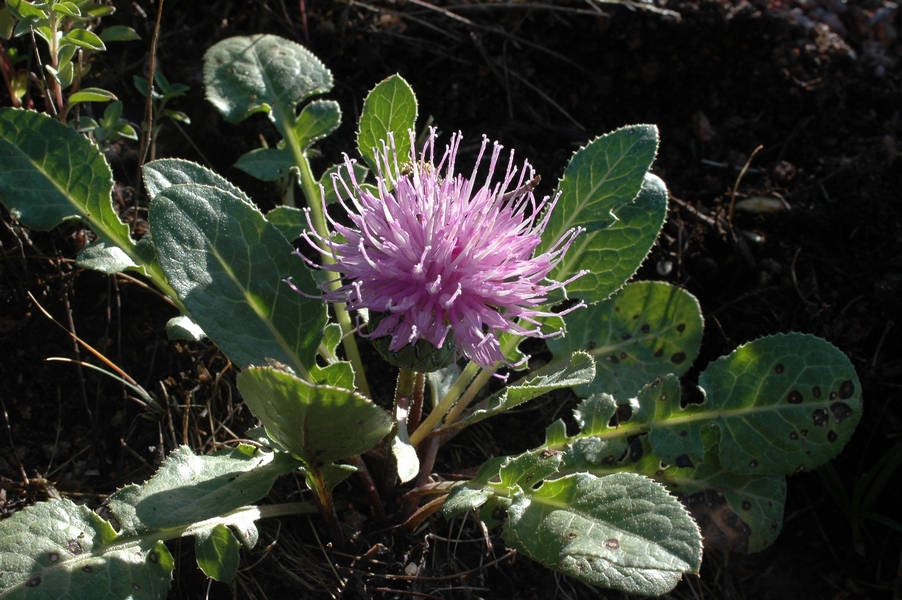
409, 372, 426, 432
408, 361, 479, 447
289, 126, 372, 398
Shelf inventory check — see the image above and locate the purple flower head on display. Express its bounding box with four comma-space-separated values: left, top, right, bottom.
297, 129, 585, 370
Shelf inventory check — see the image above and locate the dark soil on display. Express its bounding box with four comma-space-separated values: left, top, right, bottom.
2, 1, 901, 598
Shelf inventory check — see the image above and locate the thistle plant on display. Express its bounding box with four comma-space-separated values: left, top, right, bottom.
297, 128, 586, 371
0, 33, 863, 599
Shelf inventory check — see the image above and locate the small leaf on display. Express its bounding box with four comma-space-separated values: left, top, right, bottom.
294, 99, 341, 148
60, 28, 105, 51
357, 74, 417, 178
503, 472, 702, 596
76, 240, 138, 274
135, 445, 302, 529
443, 456, 510, 519
99, 25, 140, 42
67, 87, 117, 105
165, 315, 205, 341
266, 205, 306, 241
203, 34, 333, 134
195, 524, 240, 583
51, 2, 81, 17
236, 367, 392, 482
549, 281, 703, 400
234, 147, 295, 181
458, 351, 596, 429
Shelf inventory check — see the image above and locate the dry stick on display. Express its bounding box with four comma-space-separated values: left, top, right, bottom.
138, 0, 164, 175
727, 144, 764, 231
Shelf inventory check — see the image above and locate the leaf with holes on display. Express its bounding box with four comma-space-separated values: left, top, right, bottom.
203, 34, 333, 134
0, 499, 174, 599
656, 444, 788, 554
549, 281, 703, 400
503, 472, 702, 596
357, 74, 417, 178
695, 333, 862, 476
538, 125, 662, 302
148, 183, 327, 377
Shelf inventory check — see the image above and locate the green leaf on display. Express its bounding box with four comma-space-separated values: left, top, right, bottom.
203, 33, 333, 134
234, 147, 295, 181
99, 25, 139, 42
294, 99, 341, 148
6, 0, 47, 21
443, 456, 509, 519
548, 281, 703, 400
0, 108, 138, 256
165, 315, 205, 341
566, 172, 667, 303
60, 28, 105, 51
696, 333, 862, 476
195, 524, 240, 583
236, 367, 392, 481
658, 447, 787, 554
265, 205, 306, 241
67, 87, 117, 105
562, 393, 631, 468
457, 351, 596, 429
75, 240, 138, 274
135, 445, 301, 529
0, 499, 173, 599
539, 124, 662, 302
51, 2, 80, 17
356, 74, 417, 178
148, 183, 327, 376
503, 472, 702, 596
143, 158, 247, 201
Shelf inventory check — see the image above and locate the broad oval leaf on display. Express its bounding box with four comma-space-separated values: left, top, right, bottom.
236, 367, 392, 477
548, 281, 703, 400
503, 472, 702, 596
203, 34, 333, 132
0, 108, 122, 236
696, 332, 862, 476
356, 74, 417, 177
148, 183, 327, 376
0, 499, 174, 599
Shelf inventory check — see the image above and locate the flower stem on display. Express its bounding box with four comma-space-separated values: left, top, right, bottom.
408, 361, 479, 447
288, 123, 372, 398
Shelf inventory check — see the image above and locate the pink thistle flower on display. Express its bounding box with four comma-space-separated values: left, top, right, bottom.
297, 129, 586, 370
